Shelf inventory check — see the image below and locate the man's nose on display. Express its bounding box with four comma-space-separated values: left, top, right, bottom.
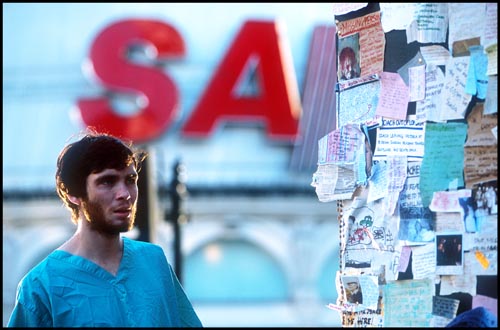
116, 182, 131, 200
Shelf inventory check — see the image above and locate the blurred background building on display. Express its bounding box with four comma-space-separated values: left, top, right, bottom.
3, 3, 341, 326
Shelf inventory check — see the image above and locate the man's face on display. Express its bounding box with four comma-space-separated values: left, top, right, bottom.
341, 57, 354, 79
347, 282, 359, 292
82, 165, 139, 235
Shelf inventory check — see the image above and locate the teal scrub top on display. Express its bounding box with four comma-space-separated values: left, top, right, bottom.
8, 237, 202, 327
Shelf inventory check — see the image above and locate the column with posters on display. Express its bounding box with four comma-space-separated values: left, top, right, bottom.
316, 3, 497, 327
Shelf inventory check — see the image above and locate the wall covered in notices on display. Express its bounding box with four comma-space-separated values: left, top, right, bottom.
311, 3, 498, 327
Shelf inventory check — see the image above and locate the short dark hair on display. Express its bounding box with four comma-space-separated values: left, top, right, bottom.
55, 128, 147, 224
339, 46, 356, 64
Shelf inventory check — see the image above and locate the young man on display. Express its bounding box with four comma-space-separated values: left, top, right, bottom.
345, 280, 363, 305
8, 130, 203, 327
338, 46, 360, 81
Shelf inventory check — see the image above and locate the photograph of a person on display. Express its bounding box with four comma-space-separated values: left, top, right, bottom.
458, 181, 498, 233
337, 34, 361, 81
398, 206, 435, 242
458, 196, 478, 233
472, 180, 498, 217
436, 234, 463, 266
342, 276, 363, 305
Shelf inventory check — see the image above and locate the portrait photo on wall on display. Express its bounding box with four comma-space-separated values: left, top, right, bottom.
337, 33, 361, 82
398, 206, 435, 243
341, 276, 363, 305
471, 180, 498, 217
435, 233, 464, 275
459, 180, 497, 233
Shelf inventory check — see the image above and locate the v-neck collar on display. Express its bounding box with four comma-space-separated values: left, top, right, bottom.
52, 237, 129, 280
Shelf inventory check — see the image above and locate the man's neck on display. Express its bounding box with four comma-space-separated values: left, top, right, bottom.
58, 224, 124, 276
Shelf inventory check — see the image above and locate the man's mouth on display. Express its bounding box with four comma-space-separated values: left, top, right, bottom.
114, 207, 131, 217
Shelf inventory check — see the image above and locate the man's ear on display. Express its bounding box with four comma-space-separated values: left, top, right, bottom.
67, 195, 81, 206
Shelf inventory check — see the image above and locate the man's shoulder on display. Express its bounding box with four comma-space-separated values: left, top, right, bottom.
123, 238, 171, 268
17, 252, 58, 288
124, 237, 165, 254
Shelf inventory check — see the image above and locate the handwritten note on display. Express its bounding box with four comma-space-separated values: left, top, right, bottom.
332, 3, 368, 16
368, 156, 408, 216
406, 3, 448, 44
311, 164, 357, 202
384, 156, 407, 216
383, 278, 434, 327
416, 65, 445, 123
408, 64, 426, 102
367, 156, 407, 216
485, 44, 497, 76
359, 275, 379, 311
463, 146, 498, 187
482, 3, 498, 51
379, 3, 416, 32
419, 122, 467, 207
318, 124, 366, 165
465, 103, 498, 147
440, 56, 472, 120
435, 212, 465, 232
344, 308, 384, 327
338, 80, 380, 128
411, 243, 436, 279
375, 72, 409, 119
420, 45, 451, 66
433, 296, 460, 319
484, 75, 497, 115
448, 3, 486, 51
468, 233, 498, 275
313, 123, 371, 202
367, 160, 389, 203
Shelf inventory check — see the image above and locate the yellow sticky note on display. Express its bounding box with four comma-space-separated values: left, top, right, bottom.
475, 250, 489, 269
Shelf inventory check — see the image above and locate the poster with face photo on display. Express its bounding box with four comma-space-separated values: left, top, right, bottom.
435, 233, 464, 275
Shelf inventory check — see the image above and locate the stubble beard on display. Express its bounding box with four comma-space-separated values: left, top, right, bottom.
81, 198, 136, 235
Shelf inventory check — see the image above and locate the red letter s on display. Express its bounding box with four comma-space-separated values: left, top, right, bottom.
77, 19, 185, 142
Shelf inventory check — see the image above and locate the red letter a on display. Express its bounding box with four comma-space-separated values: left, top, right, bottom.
181, 20, 301, 142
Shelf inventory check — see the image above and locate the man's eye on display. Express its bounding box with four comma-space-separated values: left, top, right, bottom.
97, 177, 115, 186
